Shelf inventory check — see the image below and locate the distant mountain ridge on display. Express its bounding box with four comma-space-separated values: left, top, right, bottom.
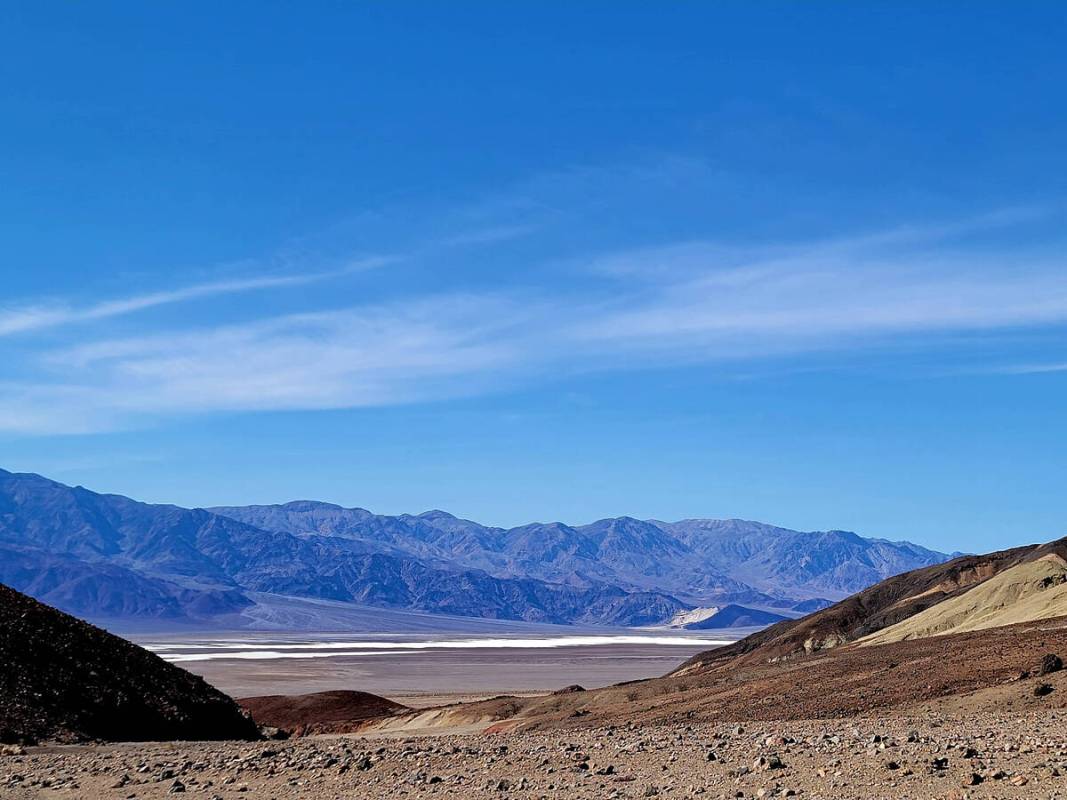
0, 468, 952, 628
210, 500, 951, 605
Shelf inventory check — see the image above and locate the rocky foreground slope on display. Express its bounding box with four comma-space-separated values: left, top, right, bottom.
3, 712, 1067, 799
0, 583, 258, 744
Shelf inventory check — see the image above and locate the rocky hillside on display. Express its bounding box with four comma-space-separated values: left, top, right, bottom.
0, 467, 950, 628
0, 583, 259, 744
675, 537, 1067, 673
859, 550, 1067, 647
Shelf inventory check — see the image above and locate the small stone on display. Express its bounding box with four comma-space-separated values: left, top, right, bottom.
753, 754, 784, 771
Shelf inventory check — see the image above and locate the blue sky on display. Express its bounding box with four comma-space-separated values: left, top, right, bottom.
2, 2, 1066, 553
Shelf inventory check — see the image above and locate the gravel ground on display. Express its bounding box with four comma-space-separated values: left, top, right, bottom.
3, 711, 1067, 799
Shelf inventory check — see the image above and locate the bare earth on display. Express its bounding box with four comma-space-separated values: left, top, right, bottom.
4, 711, 1067, 799
8, 622, 1067, 798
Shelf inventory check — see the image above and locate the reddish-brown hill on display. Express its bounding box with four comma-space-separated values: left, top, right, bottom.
239, 690, 409, 735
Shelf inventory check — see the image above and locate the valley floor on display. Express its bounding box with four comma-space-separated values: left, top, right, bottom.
4, 711, 1067, 799
131, 631, 740, 699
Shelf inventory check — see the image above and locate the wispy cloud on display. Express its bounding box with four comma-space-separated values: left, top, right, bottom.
0, 295, 535, 433
576, 249, 1067, 354
987, 361, 1067, 375
2, 207, 1066, 435
0, 256, 393, 337
436, 223, 542, 248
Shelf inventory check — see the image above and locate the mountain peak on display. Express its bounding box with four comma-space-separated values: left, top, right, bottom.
418, 509, 458, 520
279, 500, 347, 512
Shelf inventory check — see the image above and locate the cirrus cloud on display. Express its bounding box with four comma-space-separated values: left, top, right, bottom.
2, 212, 1066, 435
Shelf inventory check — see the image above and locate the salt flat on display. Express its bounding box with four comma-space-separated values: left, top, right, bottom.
130, 630, 748, 700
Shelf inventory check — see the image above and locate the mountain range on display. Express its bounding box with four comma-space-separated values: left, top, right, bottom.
0, 468, 953, 628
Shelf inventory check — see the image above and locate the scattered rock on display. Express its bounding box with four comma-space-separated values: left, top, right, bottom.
753, 754, 784, 771
1039, 653, 1063, 675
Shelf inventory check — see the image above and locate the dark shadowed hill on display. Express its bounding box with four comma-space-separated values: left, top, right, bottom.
0, 583, 259, 744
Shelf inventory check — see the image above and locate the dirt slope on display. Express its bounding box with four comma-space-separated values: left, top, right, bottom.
0, 583, 259, 744
860, 553, 1067, 646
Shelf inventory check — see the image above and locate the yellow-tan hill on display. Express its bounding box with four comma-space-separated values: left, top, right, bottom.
858, 554, 1067, 647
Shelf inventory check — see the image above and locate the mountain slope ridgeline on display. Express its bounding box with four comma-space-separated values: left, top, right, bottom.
0, 468, 950, 628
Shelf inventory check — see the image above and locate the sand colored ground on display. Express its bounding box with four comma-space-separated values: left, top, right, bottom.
859, 554, 1067, 647
6, 709, 1067, 799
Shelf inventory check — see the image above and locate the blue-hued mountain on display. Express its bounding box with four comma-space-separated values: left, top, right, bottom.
210, 501, 952, 606
0, 468, 952, 629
